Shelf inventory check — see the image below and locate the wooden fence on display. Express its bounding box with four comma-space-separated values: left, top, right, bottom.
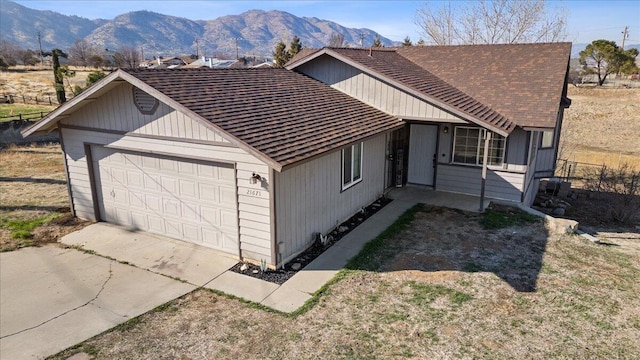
0, 111, 49, 122
2, 94, 56, 106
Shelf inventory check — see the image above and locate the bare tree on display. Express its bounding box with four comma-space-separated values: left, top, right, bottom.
0, 40, 21, 66
328, 33, 345, 47
117, 46, 141, 69
415, 0, 567, 45
68, 39, 96, 67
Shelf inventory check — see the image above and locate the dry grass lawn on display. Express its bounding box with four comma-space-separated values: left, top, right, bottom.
563, 87, 640, 167
51, 206, 640, 359
0, 67, 96, 102
0, 144, 87, 250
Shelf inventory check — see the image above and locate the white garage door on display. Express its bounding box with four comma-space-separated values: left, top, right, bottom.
92, 146, 238, 254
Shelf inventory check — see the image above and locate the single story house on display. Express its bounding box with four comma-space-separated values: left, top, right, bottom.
23, 42, 571, 268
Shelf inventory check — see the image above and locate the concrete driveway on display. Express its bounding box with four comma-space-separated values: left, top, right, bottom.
0, 245, 195, 360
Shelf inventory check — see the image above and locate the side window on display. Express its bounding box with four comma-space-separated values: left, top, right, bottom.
452, 127, 505, 166
540, 130, 554, 148
342, 142, 363, 190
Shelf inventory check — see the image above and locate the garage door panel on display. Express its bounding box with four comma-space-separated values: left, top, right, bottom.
162, 198, 180, 216
179, 179, 197, 198
161, 177, 178, 193
143, 174, 161, 191
198, 184, 219, 204
93, 146, 238, 254
126, 170, 143, 188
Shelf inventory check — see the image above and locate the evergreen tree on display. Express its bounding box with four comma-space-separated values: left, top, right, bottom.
273, 41, 289, 67
372, 36, 382, 47
289, 36, 302, 57
402, 36, 413, 46
52, 49, 68, 104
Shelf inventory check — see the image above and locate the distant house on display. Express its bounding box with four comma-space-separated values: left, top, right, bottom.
23, 43, 571, 269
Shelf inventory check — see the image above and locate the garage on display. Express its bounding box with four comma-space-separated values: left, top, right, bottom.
91, 146, 239, 254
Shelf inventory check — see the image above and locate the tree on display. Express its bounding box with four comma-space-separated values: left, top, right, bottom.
69, 39, 96, 67
273, 41, 289, 67
52, 49, 68, 104
329, 33, 345, 47
0, 40, 20, 66
289, 36, 302, 57
402, 36, 413, 46
272, 36, 303, 67
372, 35, 383, 47
415, 0, 567, 45
89, 54, 104, 68
579, 40, 639, 86
17, 49, 38, 66
118, 46, 141, 69
416, 38, 426, 46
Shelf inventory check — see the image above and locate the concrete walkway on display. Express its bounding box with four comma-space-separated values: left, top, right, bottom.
61, 186, 486, 314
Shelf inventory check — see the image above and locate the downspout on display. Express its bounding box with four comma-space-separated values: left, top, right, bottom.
269, 167, 280, 269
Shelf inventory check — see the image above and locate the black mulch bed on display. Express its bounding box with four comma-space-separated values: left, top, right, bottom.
229, 196, 393, 285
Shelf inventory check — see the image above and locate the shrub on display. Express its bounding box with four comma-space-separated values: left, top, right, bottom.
583, 163, 640, 223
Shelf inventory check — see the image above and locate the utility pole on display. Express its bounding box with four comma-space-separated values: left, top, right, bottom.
234, 37, 241, 59
140, 46, 144, 62
195, 38, 199, 58
621, 26, 629, 50
360, 33, 364, 47
37, 31, 44, 67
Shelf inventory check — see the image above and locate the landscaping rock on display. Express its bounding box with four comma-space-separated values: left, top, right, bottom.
291, 263, 302, 271
552, 207, 565, 216
546, 217, 579, 235
338, 226, 349, 233
240, 263, 248, 272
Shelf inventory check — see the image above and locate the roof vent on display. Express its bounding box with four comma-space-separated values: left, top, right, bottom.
132, 87, 159, 115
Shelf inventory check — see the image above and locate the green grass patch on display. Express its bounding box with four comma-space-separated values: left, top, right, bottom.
0, 213, 60, 239
407, 281, 473, 307
480, 208, 539, 229
0, 103, 54, 121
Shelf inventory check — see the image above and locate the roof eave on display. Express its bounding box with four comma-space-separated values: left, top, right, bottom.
21, 70, 125, 137
288, 49, 512, 137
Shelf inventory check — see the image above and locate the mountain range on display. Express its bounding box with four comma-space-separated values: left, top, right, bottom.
0, 0, 396, 58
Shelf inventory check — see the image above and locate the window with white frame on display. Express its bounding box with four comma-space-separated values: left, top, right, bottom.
452, 127, 505, 166
342, 142, 363, 189
540, 130, 554, 148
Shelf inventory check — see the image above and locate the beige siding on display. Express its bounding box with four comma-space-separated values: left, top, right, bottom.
436, 164, 525, 202
297, 55, 464, 122
274, 134, 387, 262
60, 126, 273, 265
61, 83, 229, 143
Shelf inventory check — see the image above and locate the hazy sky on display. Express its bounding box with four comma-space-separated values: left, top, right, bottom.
10, 0, 640, 44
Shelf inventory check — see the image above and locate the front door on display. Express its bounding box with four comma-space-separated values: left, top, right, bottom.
408, 124, 438, 186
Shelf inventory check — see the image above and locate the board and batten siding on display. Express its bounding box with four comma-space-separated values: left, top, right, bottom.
436, 165, 525, 202
296, 55, 465, 122
63, 83, 229, 143
274, 134, 387, 263
59, 86, 274, 264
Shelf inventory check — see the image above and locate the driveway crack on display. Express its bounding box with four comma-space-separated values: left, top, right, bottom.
0, 262, 114, 339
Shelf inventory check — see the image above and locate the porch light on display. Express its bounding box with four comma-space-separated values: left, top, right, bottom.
250, 172, 262, 184
443, 126, 449, 134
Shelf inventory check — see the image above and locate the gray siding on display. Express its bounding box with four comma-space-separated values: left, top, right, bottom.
436, 165, 525, 202
297, 55, 465, 122
274, 134, 387, 262
59, 87, 273, 264
63, 83, 229, 143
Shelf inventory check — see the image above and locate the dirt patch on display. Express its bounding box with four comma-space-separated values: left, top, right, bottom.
50, 205, 640, 359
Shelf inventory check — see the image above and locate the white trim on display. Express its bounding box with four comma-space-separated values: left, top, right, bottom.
452, 126, 505, 167
341, 142, 364, 190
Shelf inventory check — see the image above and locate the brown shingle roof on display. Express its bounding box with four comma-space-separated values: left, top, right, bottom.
124, 68, 403, 170
325, 48, 516, 134
397, 43, 572, 128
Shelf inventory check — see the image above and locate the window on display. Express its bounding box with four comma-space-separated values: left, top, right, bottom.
540, 130, 554, 148
452, 127, 505, 166
342, 142, 363, 189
